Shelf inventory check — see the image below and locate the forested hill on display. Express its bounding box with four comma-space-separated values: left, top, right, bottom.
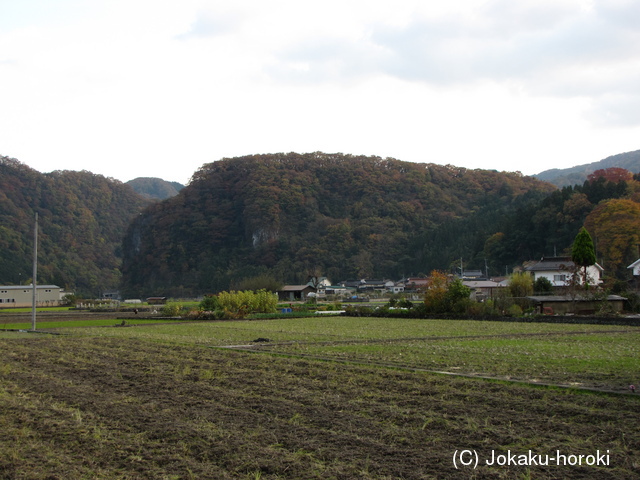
0, 156, 151, 295
535, 149, 640, 187
121, 152, 556, 296
126, 177, 184, 200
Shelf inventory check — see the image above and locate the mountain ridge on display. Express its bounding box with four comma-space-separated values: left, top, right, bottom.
121, 152, 557, 296
0, 156, 151, 295
535, 149, 640, 187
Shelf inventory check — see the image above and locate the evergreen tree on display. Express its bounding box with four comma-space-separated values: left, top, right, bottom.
571, 227, 597, 288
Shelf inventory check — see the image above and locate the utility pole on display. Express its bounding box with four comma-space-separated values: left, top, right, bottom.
31, 213, 38, 331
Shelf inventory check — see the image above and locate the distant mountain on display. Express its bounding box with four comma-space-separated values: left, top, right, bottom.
126, 177, 184, 200
535, 150, 640, 187
121, 152, 557, 297
0, 156, 151, 296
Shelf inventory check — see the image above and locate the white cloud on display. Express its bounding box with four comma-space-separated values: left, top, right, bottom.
0, 0, 639, 183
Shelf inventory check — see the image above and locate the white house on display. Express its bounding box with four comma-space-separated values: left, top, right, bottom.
628, 258, 640, 276
524, 256, 603, 287
307, 277, 331, 288
0, 285, 66, 308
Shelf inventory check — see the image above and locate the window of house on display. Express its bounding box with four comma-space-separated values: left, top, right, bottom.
553, 274, 566, 282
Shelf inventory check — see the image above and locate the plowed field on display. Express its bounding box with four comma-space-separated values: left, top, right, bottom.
1, 335, 638, 479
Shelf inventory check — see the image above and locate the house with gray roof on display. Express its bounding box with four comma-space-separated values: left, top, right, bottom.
524, 256, 603, 287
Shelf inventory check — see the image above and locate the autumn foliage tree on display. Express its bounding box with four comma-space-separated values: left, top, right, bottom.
584, 199, 640, 278
587, 168, 633, 184
423, 271, 450, 313
423, 271, 471, 313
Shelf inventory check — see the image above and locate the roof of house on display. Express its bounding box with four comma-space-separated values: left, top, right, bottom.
279, 285, 316, 292
628, 258, 640, 269
0, 285, 61, 290
525, 256, 604, 273
405, 278, 429, 284
462, 270, 484, 278
528, 295, 626, 302
360, 279, 392, 286
524, 256, 575, 272
463, 280, 501, 288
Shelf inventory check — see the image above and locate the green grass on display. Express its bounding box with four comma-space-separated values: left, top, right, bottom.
0, 306, 72, 313
58, 315, 635, 343
44, 316, 639, 391
6, 315, 638, 391
272, 331, 640, 389
0, 319, 191, 330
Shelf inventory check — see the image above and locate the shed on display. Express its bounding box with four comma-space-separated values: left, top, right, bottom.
527, 295, 626, 315
277, 285, 317, 302
147, 297, 167, 305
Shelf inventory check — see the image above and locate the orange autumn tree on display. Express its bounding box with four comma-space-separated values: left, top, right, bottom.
587, 167, 633, 184
584, 199, 640, 277
423, 270, 450, 313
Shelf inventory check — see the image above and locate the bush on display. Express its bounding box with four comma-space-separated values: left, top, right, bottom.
162, 303, 183, 316
624, 291, 640, 313
397, 298, 413, 308
533, 277, 553, 295
509, 272, 533, 299
507, 304, 523, 316
199, 295, 219, 311
61, 293, 77, 307
344, 305, 374, 316
208, 289, 279, 319
451, 297, 473, 314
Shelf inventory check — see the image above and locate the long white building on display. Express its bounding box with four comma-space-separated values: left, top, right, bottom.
0, 285, 66, 308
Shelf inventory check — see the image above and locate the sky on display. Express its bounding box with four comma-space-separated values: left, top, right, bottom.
1, 0, 639, 185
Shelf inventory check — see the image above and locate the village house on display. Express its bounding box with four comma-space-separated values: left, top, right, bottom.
323, 285, 354, 296
462, 280, 502, 301
338, 279, 395, 294
628, 258, 640, 277
524, 256, 603, 287
461, 269, 485, 280
403, 277, 429, 291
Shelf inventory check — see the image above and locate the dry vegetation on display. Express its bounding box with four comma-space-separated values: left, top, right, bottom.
1, 326, 639, 479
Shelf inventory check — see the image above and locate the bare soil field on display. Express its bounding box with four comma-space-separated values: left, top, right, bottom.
0, 311, 124, 324
1, 335, 638, 479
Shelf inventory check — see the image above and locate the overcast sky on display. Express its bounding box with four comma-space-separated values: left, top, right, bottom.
1, 0, 639, 185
